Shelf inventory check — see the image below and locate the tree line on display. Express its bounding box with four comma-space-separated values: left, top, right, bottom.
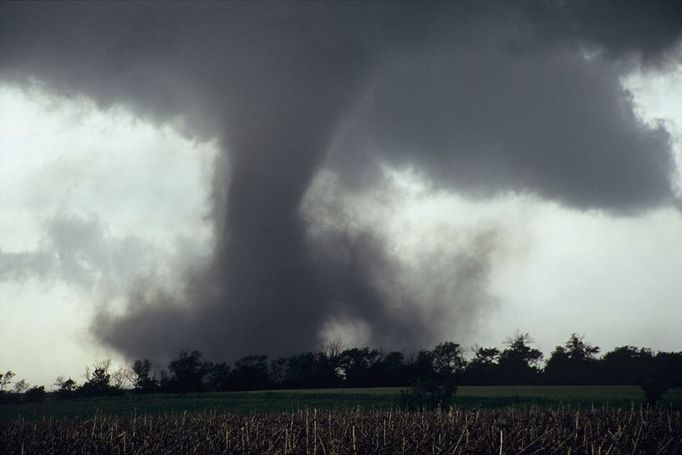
1, 333, 680, 404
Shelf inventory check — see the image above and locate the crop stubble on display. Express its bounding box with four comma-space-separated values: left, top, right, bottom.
1, 406, 681, 454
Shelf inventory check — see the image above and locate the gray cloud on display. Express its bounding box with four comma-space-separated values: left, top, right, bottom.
0, 212, 151, 291
0, 250, 54, 282
1, 2, 680, 362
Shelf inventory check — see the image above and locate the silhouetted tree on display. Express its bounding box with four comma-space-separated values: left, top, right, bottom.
55, 377, 78, 399
24, 386, 46, 402
80, 360, 122, 397
410, 350, 436, 382
464, 346, 500, 385
229, 355, 271, 391
279, 352, 342, 389
401, 342, 463, 409
432, 342, 466, 378
498, 333, 543, 384
11, 337, 680, 398
545, 334, 600, 384
564, 333, 600, 360
372, 351, 410, 387
472, 346, 500, 366
639, 351, 682, 406
281, 352, 318, 389
323, 341, 344, 359
111, 365, 134, 390
316, 351, 344, 387
600, 346, 654, 384
338, 348, 382, 387
131, 359, 158, 393
651, 352, 682, 388
205, 362, 232, 391
0, 372, 27, 403
269, 357, 289, 389
13, 379, 29, 394
163, 350, 210, 393
0, 370, 15, 400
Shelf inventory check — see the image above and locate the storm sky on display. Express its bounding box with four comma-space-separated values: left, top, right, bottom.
1, 2, 682, 387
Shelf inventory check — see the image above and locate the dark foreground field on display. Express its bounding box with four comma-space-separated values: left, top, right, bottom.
2, 407, 681, 454
1, 386, 681, 421
2, 387, 682, 454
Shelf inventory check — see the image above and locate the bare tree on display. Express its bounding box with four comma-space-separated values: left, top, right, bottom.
111, 365, 134, 390
0, 370, 15, 392
323, 341, 344, 359
13, 379, 29, 394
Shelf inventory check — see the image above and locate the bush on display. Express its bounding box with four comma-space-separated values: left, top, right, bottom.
399, 378, 457, 410
55, 377, 78, 400
24, 386, 46, 402
641, 377, 669, 405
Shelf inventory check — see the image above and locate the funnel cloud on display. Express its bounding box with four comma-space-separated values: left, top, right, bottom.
1, 2, 681, 362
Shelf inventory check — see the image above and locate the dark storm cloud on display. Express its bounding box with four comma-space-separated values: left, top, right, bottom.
1, 2, 680, 361
523, 0, 682, 63
328, 1, 681, 211
330, 40, 675, 211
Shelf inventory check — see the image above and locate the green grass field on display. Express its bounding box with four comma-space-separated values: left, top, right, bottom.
1, 386, 680, 420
